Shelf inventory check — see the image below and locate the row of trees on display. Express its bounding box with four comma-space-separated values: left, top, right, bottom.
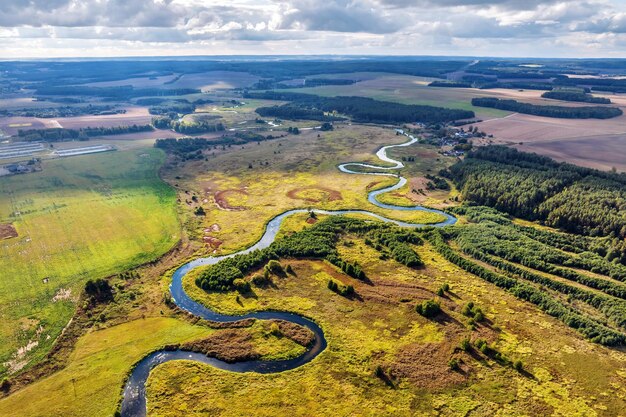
471, 97, 622, 119
17, 124, 153, 142
541, 91, 611, 104
425, 229, 626, 346
247, 91, 475, 123
154, 132, 270, 159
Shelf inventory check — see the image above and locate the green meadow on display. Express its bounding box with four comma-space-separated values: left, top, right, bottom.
0, 148, 180, 374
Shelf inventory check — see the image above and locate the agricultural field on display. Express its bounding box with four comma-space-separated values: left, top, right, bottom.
276, 74, 516, 118
0, 147, 180, 375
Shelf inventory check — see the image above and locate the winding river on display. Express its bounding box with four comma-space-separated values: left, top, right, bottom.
120, 130, 457, 417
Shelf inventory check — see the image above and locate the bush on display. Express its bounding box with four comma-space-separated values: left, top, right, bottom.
0, 378, 10, 392
265, 260, 284, 274
474, 338, 487, 353
233, 278, 251, 293
84, 278, 113, 303
328, 279, 354, 297
251, 274, 270, 287
448, 358, 460, 371
459, 338, 471, 352
513, 360, 524, 372
416, 299, 441, 318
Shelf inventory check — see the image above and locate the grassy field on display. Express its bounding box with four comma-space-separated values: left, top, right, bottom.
164, 125, 452, 254
0, 147, 180, 375
154, 221, 626, 416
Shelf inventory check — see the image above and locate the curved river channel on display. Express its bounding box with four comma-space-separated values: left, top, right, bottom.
120, 130, 457, 416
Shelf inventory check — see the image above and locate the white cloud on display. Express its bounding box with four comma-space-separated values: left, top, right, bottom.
0, 0, 624, 57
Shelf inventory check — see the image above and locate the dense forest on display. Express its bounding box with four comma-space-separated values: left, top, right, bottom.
541, 91, 611, 104
248, 92, 474, 123
16, 124, 153, 142
448, 146, 626, 245
195, 217, 423, 291
471, 97, 622, 119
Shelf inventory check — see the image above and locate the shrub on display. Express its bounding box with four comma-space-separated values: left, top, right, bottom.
328, 279, 354, 297
513, 360, 524, 372
84, 278, 113, 303
233, 278, 251, 293
265, 260, 284, 274
416, 299, 441, 318
251, 274, 270, 286
436, 287, 445, 297
0, 378, 10, 392
448, 358, 460, 371
459, 338, 471, 352
474, 338, 487, 353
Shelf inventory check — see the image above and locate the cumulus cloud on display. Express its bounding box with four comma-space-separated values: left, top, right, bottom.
0, 0, 623, 57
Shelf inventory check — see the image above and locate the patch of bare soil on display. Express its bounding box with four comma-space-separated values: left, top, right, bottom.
204, 224, 221, 233
202, 236, 223, 250
0, 223, 18, 240
366, 181, 382, 190
214, 189, 248, 211
286, 186, 343, 203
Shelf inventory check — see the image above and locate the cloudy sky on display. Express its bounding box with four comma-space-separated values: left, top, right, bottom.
1, 0, 626, 58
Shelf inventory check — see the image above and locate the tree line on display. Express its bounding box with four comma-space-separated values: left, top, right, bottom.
247, 91, 475, 124
17, 124, 153, 142
541, 91, 611, 104
471, 97, 622, 119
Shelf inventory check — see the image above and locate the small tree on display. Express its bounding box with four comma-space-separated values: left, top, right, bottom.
416, 299, 440, 318
233, 278, 251, 293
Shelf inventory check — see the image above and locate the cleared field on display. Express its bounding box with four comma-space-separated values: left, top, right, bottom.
165, 71, 261, 91
518, 134, 626, 172
276, 74, 514, 118
0, 147, 180, 374
0, 117, 59, 137
55, 106, 152, 129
